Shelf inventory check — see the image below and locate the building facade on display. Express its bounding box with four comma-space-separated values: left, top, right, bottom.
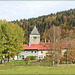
15, 26, 49, 60
14, 26, 75, 60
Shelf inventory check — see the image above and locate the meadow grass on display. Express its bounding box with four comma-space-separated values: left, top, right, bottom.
0, 60, 75, 74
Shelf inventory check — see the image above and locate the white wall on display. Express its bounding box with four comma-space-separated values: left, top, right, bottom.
18, 50, 48, 60
15, 49, 67, 60
18, 50, 38, 60
37, 50, 48, 59
61, 49, 67, 55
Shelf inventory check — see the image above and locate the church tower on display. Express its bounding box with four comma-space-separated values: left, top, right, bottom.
29, 26, 40, 44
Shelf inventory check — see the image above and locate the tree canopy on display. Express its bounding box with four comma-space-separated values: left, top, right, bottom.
0, 20, 24, 63
10, 9, 75, 43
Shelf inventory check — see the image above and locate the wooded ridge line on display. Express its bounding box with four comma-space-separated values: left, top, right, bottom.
10, 9, 75, 43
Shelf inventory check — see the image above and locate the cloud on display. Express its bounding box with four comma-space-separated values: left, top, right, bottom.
0, 1, 75, 21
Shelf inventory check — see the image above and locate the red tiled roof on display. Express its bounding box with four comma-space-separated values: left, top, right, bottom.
61, 41, 75, 48
23, 42, 50, 50
22, 41, 75, 50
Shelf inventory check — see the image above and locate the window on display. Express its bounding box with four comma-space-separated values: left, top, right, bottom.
20, 56, 21, 58
39, 55, 43, 59
31, 51, 33, 53
41, 51, 43, 54
33, 37, 37, 39
22, 55, 24, 60
35, 51, 36, 53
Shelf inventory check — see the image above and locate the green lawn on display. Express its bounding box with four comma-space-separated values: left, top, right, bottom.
0, 63, 75, 74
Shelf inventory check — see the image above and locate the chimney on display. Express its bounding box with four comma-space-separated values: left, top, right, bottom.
29, 42, 31, 47
45, 38, 46, 43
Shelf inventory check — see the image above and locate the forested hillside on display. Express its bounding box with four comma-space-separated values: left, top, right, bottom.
10, 9, 75, 44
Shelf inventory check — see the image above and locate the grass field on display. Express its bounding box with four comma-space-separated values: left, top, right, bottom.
0, 60, 75, 74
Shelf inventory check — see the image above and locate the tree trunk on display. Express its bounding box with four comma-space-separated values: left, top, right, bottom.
53, 25, 55, 66
57, 59, 59, 66
17, 55, 18, 60
7, 52, 9, 64
4, 60, 5, 64
57, 51, 59, 66
0, 59, 2, 64
67, 51, 68, 65
52, 60, 54, 66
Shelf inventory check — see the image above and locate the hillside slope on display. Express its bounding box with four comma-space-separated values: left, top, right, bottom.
10, 9, 75, 43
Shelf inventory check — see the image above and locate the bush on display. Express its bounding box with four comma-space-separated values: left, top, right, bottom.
30, 56, 36, 60
39, 57, 52, 66
40, 61, 51, 66
37, 59, 42, 62
24, 57, 30, 65
72, 59, 75, 64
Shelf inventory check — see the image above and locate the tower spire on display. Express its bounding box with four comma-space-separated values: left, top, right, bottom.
30, 25, 40, 35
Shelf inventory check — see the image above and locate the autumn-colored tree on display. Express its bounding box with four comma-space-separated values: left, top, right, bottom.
64, 42, 75, 64
10, 9, 75, 43
0, 20, 24, 63
0, 20, 7, 63
68, 48, 75, 63
43, 25, 62, 66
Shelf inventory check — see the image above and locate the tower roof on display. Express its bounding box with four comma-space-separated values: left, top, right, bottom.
30, 26, 40, 35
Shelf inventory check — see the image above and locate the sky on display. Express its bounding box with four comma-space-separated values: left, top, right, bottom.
0, 1, 75, 22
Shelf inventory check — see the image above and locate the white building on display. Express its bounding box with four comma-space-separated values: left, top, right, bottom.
14, 26, 75, 60
15, 26, 49, 60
